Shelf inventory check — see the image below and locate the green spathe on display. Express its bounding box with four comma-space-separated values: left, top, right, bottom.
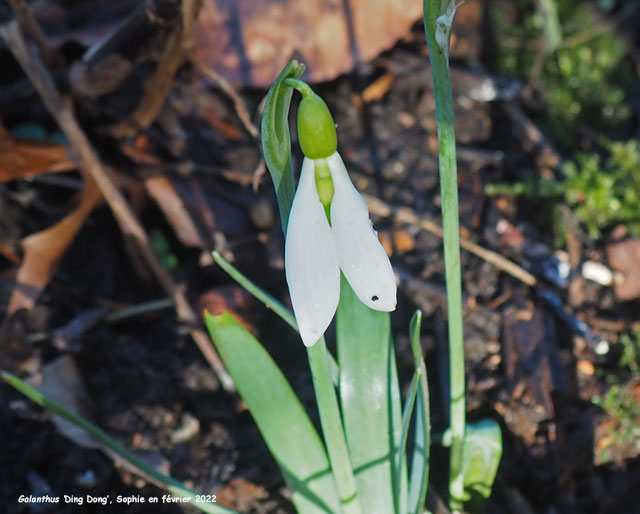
297, 93, 337, 159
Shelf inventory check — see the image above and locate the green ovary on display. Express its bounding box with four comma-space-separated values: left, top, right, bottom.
297, 93, 337, 160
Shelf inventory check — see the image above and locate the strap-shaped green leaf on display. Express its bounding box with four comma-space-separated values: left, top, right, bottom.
204, 312, 341, 514
398, 369, 420, 499
336, 276, 407, 514
407, 310, 431, 514
261, 60, 305, 231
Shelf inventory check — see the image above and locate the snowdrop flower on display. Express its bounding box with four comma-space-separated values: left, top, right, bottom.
285, 85, 396, 347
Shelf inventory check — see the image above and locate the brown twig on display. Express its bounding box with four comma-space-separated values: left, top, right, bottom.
365, 195, 538, 287
251, 158, 266, 192
110, 26, 184, 137
0, 19, 234, 392
111, 0, 202, 138
501, 102, 561, 174
192, 58, 259, 139
6, 0, 59, 67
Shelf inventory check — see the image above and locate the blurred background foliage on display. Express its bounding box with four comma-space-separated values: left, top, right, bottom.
488, 0, 639, 241
564, 140, 640, 238
490, 0, 635, 147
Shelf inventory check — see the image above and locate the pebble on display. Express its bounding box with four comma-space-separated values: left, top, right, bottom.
577, 359, 595, 376
171, 413, 200, 444
582, 260, 614, 286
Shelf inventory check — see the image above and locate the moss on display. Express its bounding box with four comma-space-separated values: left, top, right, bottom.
490, 0, 632, 147
564, 140, 640, 238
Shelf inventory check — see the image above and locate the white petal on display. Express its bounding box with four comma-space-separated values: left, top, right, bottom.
327, 152, 397, 311
285, 157, 341, 346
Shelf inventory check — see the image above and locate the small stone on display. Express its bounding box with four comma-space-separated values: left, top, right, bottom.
582, 260, 614, 286
171, 413, 200, 444
75, 469, 97, 488
396, 111, 416, 128
486, 340, 501, 354
606, 237, 640, 300
249, 199, 275, 230
594, 340, 610, 356
577, 359, 595, 376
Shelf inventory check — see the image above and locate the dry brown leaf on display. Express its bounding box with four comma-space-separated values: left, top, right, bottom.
0, 124, 76, 182
393, 228, 415, 253
196, 286, 254, 332
32, 355, 173, 485
216, 477, 268, 511
202, 107, 244, 140
606, 237, 640, 300
362, 73, 394, 103
7, 181, 101, 315
144, 175, 205, 248
33, 355, 100, 450
193, 0, 423, 87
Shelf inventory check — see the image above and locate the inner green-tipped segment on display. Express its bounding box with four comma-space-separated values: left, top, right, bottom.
314, 159, 334, 223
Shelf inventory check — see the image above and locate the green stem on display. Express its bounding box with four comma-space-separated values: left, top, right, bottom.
284, 78, 315, 100
307, 342, 362, 514
423, 1, 465, 511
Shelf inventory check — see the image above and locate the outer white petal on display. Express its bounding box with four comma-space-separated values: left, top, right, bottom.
327, 152, 397, 311
285, 157, 341, 346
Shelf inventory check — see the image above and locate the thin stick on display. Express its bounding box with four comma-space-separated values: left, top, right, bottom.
6, 0, 58, 66
111, 0, 202, 137
111, 24, 185, 137
364, 195, 537, 287
0, 19, 234, 392
192, 58, 259, 139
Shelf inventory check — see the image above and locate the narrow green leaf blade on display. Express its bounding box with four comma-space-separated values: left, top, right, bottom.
204, 312, 340, 514
408, 391, 429, 514
408, 310, 431, 514
2, 372, 235, 514
212, 251, 297, 330
397, 369, 420, 499
336, 277, 406, 514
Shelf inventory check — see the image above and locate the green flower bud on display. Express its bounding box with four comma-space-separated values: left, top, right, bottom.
297, 93, 337, 160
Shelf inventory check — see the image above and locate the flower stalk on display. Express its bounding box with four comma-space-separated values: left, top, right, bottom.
423, 1, 466, 511
307, 341, 362, 514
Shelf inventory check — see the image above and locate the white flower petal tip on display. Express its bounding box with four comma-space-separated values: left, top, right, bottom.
327, 152, 397, 312
285, 157, 340, 347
